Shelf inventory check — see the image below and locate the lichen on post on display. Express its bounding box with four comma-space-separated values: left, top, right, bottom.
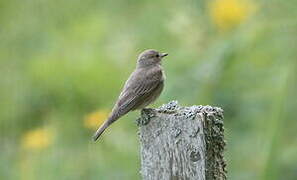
137, 101, 227, 180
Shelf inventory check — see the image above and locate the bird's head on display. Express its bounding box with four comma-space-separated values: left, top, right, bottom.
137, 49, 168, 67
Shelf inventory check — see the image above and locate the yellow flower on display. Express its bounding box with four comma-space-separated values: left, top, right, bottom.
84, 109, 109, 130
209, 0, 256, 30
22, 128, 52, 150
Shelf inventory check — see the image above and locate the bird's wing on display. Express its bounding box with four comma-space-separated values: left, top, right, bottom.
114, 68, 163, 116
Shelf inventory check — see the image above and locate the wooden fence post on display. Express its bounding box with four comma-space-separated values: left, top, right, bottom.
137, 101, 227, 180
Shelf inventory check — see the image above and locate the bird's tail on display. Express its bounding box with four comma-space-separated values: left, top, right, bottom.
92, 113, 118, 141
92, 121, 109, 141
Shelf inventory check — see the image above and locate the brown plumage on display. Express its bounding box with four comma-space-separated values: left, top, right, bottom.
93, 49, 168, 141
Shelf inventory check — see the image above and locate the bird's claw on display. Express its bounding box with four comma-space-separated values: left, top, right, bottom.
136, 108, 156, 126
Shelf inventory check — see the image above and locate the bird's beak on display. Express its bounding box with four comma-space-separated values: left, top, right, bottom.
160, 53, 168, 58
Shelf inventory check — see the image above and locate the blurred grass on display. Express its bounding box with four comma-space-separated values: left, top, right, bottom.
0, 0, 297, 179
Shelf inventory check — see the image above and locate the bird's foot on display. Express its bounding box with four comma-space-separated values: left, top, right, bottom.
142, 108, 157, 119
136, 108, 157, 126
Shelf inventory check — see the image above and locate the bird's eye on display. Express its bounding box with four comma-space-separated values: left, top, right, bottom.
156, 54, 159, 57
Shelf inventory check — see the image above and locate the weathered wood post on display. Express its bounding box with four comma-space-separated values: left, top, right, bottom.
137, 101, 227, 180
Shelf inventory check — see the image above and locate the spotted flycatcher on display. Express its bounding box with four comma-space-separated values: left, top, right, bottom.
93, 49, 168, 141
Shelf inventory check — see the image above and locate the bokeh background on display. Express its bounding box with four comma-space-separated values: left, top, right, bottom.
1, 0, 296, 179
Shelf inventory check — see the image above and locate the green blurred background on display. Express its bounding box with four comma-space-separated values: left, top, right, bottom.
1, 0, 296, 179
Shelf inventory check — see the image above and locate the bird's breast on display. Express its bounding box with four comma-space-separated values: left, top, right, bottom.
161, 69, 166, 81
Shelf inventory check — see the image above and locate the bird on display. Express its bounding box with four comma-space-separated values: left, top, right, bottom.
93, 49, 168, 141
